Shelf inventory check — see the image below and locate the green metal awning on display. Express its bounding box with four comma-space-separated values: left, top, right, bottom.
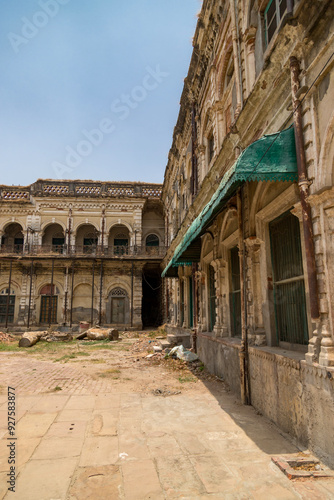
162, 127, 298, 278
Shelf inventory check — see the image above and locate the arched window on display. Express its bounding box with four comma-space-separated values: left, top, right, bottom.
146, 234, 159, 247
0, 288, 15, 324
225, 56, 235, 89
1, 223, 24, 253
83, 232, 98, 253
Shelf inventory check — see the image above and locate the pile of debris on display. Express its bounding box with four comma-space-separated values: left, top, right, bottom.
19, 331, 73, 347
18, 327, 119, 348
0, 331, 15, 342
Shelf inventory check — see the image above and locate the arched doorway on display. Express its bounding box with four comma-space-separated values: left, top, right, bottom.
142, 264, 162, 328
76, 224, 99, 254
109, 288, 129, 325
108, 225, 130, 256
42, 224, 65, 253
1, 223, 24, 253
40, 284, 59, 324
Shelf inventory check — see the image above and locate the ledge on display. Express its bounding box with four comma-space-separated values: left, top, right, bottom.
197, 332, 242, 350
248, 345, 304, 370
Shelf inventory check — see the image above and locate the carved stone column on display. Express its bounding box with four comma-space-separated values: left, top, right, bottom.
197, 270, 206, 333
211, 258, 225, 336
243, 27, 257, 93
18, 267, 28, 326
244, 237, 266, 346
318, 205, 334, 366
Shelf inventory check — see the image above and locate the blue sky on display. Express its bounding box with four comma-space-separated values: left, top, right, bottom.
0, 0, 200, 186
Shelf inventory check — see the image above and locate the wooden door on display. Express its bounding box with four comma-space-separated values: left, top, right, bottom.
111, 297, 125, 324
40, 296, 57, 324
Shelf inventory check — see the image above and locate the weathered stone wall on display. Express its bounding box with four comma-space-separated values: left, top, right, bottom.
248, 347, 334, 467
197, 334, 241, 397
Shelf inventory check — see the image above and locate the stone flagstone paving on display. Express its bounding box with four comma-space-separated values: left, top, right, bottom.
0, 352, 334, 499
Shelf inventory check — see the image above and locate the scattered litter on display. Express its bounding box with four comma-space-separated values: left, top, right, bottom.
152, 388, 181, 397
153, 346, 162, 352
167, 345, 199, 362
119, 453, 129, 460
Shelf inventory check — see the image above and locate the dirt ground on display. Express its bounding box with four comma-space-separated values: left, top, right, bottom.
2, 329, 334, 499
0, 329, 224, 397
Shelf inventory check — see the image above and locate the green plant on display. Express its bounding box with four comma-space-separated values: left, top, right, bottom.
178, 375, 197, 384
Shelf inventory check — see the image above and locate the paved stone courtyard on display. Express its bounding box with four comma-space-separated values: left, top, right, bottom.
1, 351, 334, 499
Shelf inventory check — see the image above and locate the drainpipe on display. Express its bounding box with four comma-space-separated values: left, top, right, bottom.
27, 259, 34, 329
70, 260, 74, 327
230, 0, 243, 114
64, 265, 68, 326
192, 263, 198, 353
5, 260, 13, 329
99, 260, 103, 325
290, 57, 320, 323
191, 104, 198, 197
67, 207, 72, 255
237, 189, 250, 405
101, 207, 105, 255
131, 262, 134, 328
48, 259, 54, 327
91, 260, 95, 326
165, 279, 169, 323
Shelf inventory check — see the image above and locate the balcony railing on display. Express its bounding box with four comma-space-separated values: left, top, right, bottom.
0, 244, 167, 259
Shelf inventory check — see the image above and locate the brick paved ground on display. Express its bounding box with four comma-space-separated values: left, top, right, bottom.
0, 350, 334, 499
0, 353, 115, 395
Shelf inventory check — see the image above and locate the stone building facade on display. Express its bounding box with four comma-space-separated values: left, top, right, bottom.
162, 0, 334, 465
0, 179, 165, 330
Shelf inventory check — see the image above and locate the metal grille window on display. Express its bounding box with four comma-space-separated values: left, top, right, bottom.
229, 247, 241, 337
265, 0, 287, 46
269, 211, 308, 345
111, 288, 127, 297
0, 289, 15, 324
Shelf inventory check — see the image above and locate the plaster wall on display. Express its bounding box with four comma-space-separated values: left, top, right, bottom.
248, 347, 334, 467
196, 333, 241, 397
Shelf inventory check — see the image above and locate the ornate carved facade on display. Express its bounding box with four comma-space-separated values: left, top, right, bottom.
162, 0, 334, 466
0, 179, 165, 330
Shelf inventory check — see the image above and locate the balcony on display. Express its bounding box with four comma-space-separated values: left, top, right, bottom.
0, 244, 167, 259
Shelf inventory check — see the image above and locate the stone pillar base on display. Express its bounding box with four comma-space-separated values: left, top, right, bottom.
318, 323, 334, 367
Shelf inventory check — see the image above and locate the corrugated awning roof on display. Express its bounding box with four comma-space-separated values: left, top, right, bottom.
162, 128, 297, 278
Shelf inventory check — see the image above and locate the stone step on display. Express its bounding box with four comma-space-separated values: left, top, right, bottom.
158, 339, 172, 349
166, 333, 191, 349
